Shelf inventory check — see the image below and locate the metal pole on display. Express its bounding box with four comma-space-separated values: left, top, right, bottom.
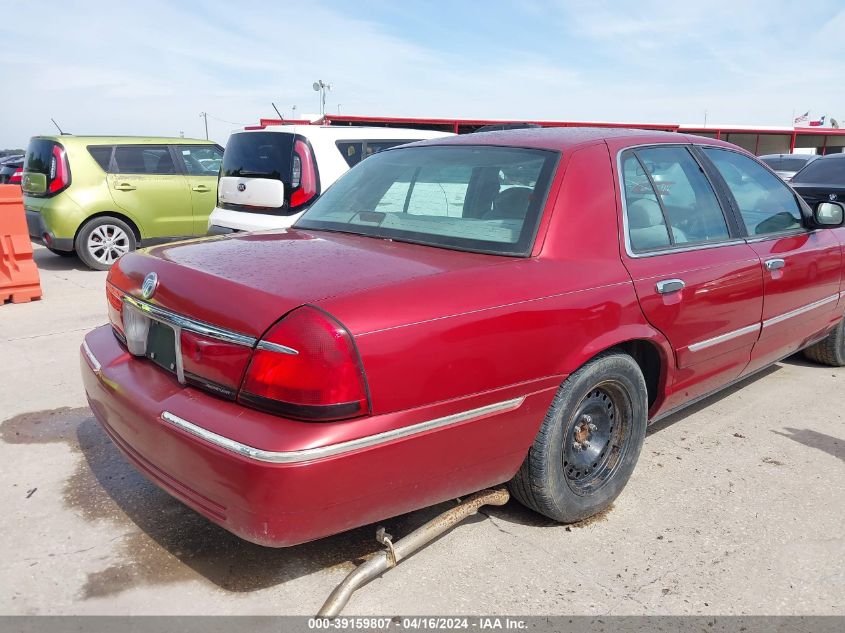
200, 112, 209, 140
317, 488, 510, 617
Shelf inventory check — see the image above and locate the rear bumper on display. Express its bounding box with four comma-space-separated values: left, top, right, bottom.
81, 325, 554, 547
25, 209, 74, 251
208, 206, 303, 233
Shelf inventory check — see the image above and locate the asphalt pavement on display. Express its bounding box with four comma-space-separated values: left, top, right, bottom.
1, 245, 843, 615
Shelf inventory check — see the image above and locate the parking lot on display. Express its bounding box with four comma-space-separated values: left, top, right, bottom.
0, 245, 842, 615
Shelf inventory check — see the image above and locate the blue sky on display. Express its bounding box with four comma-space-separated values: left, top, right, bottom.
2, 0, 844, 148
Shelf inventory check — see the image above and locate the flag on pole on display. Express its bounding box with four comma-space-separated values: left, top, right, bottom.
794, 111, 809, 125
809, 115, 826, 127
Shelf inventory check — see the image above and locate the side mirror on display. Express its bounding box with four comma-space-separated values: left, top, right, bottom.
814, 201, 845, 227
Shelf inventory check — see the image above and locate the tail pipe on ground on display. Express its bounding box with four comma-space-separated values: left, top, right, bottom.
317, 488, 511, 617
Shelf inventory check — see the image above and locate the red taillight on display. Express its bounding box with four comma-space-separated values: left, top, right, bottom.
10, 168, 22, 185
106, 284, 125, 335
180, 330, 252, 399
239, 306, 369, 421
47, 145, 70, 194
289, 139, 317, 209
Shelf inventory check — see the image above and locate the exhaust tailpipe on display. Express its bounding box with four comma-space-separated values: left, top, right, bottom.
317, 488, 510, 617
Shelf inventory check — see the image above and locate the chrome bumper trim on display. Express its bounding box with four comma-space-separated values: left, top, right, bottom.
255, 340, 299, 355
688, 323, 760, 353
122, 294, 259, 348
82, 340, 101, 373
762, 293, 838, 329
160, 397, 525, 464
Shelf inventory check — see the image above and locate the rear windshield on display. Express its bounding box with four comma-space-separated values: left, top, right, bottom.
778, 157, 813, 172
295, 145, 558, 256
791, 158, 845, 184
24, 139, 59, 175
760, 156, 812, 172
222, 132, 293, 180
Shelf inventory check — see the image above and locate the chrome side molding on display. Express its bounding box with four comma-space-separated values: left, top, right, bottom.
82, 340, 101, 373
160, 397, 526, 464
762, 293, 838, 329
688, 323, 760, 353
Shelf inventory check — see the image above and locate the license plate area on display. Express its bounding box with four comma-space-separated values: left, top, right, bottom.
122, 302, 184, 383
146, 320, 179, 376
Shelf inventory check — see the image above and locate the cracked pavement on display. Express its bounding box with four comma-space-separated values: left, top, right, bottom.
1, 245, 843, 615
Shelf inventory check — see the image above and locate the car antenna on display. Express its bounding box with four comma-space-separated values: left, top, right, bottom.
50, 118, 69, 135
271, 102, 284, 122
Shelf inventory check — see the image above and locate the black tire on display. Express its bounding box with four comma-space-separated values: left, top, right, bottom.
47, 247, 76, 257
75, 216, 137, 271
803, 319, 845, 367
510, 351, 648, 523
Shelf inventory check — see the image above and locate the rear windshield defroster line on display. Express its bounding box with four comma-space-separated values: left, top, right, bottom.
295, 145, 559, 257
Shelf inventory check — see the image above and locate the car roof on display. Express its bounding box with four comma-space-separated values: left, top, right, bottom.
404, 126, 734, 152
31, 135, 215, 145
235, 125, 452, 141
758, 153, 816, 160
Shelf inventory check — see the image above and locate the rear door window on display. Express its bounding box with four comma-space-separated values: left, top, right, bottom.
222, 132, 294, 181
622, 146, 729, 252
703, 148, 803, 236
113, 146, 177, 175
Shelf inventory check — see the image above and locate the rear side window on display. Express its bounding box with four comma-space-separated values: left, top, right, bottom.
622, 146, 729, 252
337, 141, 364, 167
113, 146, 177, 175
222, 132, 293, 180
703, 148, 803, 236
87, 146, 112, 171
336, 140, 418, 167
179, 145, 224, 176
791, 157, 845, 184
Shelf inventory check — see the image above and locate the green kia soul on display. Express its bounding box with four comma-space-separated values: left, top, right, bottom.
22, 136, 223, 270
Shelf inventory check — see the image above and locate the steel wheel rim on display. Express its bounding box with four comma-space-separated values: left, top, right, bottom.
87, 224, 130, 265
562, 380, 633, 496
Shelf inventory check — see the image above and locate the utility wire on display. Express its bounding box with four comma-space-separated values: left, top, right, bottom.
204, 113, 251, 126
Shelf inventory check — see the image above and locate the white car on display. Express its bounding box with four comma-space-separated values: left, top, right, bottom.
209, 125, 452, 233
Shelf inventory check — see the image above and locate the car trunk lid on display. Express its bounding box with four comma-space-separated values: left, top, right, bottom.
109, 228, 503, 338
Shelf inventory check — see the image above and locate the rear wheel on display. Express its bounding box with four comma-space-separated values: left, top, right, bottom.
75, 216, 136, 271
510, 352, 648, 523
803, 319, 845, 367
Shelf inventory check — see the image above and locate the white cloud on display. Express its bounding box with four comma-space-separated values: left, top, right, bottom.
1, 0, 844, 148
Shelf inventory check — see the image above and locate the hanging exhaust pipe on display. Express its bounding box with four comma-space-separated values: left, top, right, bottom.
317, 488, 510, 617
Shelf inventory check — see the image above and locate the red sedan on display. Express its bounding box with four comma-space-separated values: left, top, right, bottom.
81, 128, 845, 547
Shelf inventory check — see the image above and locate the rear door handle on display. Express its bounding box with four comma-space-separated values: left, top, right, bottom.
192, 185, 211, 192
113, 183, 136, 191
656, 278, 685, 294
765, 258, 786, 271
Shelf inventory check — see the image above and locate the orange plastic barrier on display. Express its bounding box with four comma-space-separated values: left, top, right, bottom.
0, 185, 42, 304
